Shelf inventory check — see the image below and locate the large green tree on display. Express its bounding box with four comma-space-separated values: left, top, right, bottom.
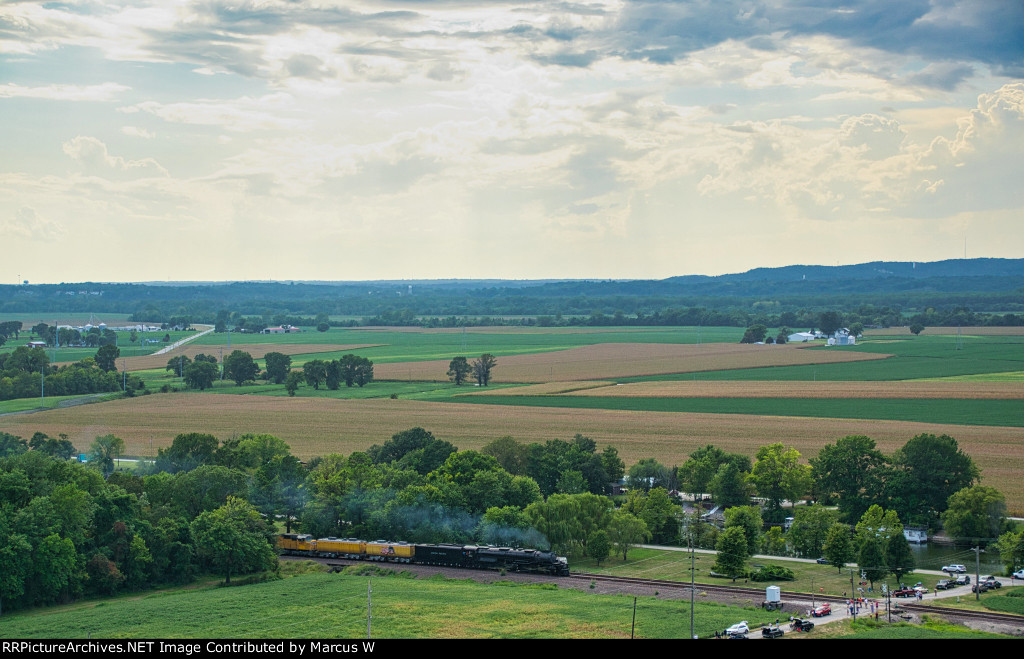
821, 523, 854, 572
748, 443, 811, 520
886, 433, 979, 524
88, 434, 125, 476
263, 352, 291, 385
787, 505, 839, 558
941, 485, 1007, 542
606, 510, 650, 561
472, 353, 497, 386
95, 344, 120, 373
713, 526, 750, 581
811, 435, 887, 522
447, 356, 472, 385
223, 350, 259, 386
189, 497, 276, 585
723, 505, 762, 556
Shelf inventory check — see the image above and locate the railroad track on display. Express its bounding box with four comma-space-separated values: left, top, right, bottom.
573, 572, 1024, 628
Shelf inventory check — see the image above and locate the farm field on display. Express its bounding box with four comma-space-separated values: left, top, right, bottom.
478, 380, 1024, 399
374, 341, 891, 382
4, 394, 1023, 513
450, 396, 1024, 428
622, 335, 1024, 382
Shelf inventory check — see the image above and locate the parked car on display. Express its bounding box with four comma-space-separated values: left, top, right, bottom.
982, 577, 1002, 589
789, 618, 813, 633
913, 586, 928, 595
1013, 569, 1024, 580
815, 557, 829, 564
893, 588, 917, 598
762, 623, 786, 638
726, 621, 750, 636
935, 579, 953, 590
812, 604, 832, 617
942, 564, 967, 573
972, 582, 990, 594
955, 574, 971, 585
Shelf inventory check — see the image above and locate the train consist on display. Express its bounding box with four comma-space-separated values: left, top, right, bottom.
277, 534, 570, 576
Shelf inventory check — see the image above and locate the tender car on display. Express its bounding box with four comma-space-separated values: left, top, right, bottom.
893, 588, 917, 598
762, 623, 786, 638
942, 564, 967, 573
726, 621, 750, 636
935, 579, 953, 590
812, 604, 832, 617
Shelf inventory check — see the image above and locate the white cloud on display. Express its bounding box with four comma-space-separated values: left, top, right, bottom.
62, 136, 169, 177
0, 82, 130, 102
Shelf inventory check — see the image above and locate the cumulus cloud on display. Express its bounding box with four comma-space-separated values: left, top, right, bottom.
0, 206, 65, 240
62, 136, 169, 177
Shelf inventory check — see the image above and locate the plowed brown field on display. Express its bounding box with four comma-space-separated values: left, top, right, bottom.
375, 342, 890, 383
4, 394, 1022, 513
120, 344, 382, 371
536, 381, 1024, 399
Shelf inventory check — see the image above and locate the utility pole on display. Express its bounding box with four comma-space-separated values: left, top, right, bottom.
689, 536, 696, 639
974, 546, 982, 601
367, 578, 372, 639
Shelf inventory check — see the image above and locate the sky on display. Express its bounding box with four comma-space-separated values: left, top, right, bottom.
1, 0, 1023, 284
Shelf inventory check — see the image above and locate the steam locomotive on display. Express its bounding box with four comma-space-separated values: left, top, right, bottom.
277, 534, 570, 576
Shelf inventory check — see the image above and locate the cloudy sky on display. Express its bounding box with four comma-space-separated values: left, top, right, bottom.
2, 1, 1022, 283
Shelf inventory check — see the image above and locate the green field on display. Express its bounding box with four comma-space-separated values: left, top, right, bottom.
448, 396, 1024, 427
188, 327, 746, 364
0, 569, 780, 639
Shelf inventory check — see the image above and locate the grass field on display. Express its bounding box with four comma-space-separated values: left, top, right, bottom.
450, 395, 1024, 427
0, 569, 782, 639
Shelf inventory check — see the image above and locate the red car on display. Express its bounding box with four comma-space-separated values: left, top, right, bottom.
893, 588, 917, 598
812, 604, 831, 617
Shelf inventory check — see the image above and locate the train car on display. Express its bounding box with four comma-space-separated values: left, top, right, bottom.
315, 538, 365, 559
277, 534, 569, 576
277, 533, 315, 554
365, 540, 415, 563
474, 546, 570, 576
413, 543, 475, 568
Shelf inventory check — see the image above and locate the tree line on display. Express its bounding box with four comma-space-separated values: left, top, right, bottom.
0, 424, 1016, 617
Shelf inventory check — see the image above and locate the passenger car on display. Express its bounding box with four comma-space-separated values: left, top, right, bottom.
942, 564, 967, 573
893, 587, 917, 598
812, 604, 831, 617
726, 621, 750, 636
935, 579, 953, 590
762, 623, 785, 638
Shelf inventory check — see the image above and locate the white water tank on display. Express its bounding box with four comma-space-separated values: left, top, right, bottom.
765, 586, 781, 603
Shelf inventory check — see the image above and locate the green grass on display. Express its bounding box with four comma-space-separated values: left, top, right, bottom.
448, 395, 1024, 427
0, 571, 782, 639
843, 617, 1011, 639
188, 327, 746, 364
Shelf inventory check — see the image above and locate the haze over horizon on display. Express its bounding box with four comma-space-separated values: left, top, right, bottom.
2, 1, 1022, 285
